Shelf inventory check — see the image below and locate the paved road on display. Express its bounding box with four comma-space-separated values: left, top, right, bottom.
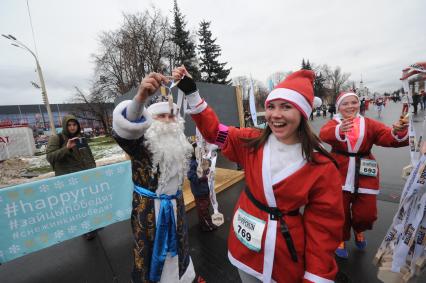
1, 101, 426, 283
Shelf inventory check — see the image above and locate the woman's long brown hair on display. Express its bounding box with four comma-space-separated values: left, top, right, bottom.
241, 119, 337, 167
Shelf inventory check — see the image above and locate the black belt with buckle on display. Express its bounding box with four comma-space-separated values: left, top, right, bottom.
331, 149, 371, 196
244, 186, 299, 262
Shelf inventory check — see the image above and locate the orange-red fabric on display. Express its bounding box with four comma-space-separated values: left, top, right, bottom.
342, 192, 377, 240
273, 70, 315, 107
319, 117, 408, 192
346, 117, 360, 149
320, 117, 408, 243
192, 106, 344, 283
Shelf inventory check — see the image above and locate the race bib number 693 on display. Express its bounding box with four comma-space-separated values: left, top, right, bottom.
233, 208, 266, 252
359, 158, 378, 177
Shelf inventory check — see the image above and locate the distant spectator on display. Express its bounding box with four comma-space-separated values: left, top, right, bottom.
187, 144, 217, 232
365, 98, 370, 110
316, 107, 321, 117
321, 104, 327, 118
401, 93, 410, 114
328, 104, 336, 119
360, 98, 366, 116
46, 115, 97, 240
412, 92, 420, 115
244, 110, 253, 127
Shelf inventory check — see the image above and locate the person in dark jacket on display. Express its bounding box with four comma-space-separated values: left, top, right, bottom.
412, 92, 420, 115
328, 104, 336, 119
46, 115, 96, 176
187, 145, 217, 232
46, 115, 97, 240
322, 104, 327, 118
360, 98, 366, 116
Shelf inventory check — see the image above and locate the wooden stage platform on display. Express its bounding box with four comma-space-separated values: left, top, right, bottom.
183, 167, 245, 211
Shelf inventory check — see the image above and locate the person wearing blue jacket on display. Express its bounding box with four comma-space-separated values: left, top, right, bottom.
187, 145, 217, 232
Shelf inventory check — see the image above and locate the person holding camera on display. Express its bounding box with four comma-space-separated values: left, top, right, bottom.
46, 115, 96, 176
46, 115, 97, 240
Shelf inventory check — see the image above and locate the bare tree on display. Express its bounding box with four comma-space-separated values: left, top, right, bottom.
232, 76, 250, 87
92, 8, 172, 98
232, 75, 268, 111
232, 76, 267, 90
319, 65, 351, 102
266, 71, 293, 87
70, 87, 113, 135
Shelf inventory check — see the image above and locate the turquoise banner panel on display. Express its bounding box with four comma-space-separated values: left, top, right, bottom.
0, 161, 133, 263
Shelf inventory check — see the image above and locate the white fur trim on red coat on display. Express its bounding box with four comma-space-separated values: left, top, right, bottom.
334, 123, 347, 142
258, 137, 306, 282
342, 186, 380, 195
265, 88, 312, 118
261, 138, 278, 283
334, 115, 365, 192
303, 271, 334, 283
336, 92, 358, 110
186, 91, 208, 114
112, 100, 152, 140
228, 251, 265, 281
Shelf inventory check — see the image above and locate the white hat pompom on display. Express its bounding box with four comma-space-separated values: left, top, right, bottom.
313, 96, 322, 108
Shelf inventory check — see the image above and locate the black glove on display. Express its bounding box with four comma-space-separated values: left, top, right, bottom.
177, 76, 197, 95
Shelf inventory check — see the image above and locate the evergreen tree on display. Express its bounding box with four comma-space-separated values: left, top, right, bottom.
172, 0, 200, 79
314, 72, 326, 98
301, 59, 312, 70
306, 60, 312, 70
197, 20, 231, 84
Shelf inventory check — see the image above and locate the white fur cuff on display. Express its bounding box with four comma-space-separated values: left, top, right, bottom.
303, 271, 334, 283
335, 124, 347, 142
113, 100, 152, 140
186, 101, 208, 115
186, 91, 203, 108
185, 90, 208, 114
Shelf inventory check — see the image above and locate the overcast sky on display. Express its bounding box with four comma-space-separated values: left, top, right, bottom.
0, 0, 424, 105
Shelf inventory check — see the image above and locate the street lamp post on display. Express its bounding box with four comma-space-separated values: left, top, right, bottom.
2, 34, 57, 135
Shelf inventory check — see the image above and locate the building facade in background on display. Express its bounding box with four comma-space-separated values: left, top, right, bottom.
0, 103, 113, 135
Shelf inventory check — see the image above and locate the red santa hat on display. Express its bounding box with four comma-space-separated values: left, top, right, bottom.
265, 69, 316, 118
335, 92, 359, 110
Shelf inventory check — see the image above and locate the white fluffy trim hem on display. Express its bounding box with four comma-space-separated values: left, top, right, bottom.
178, 258, 196, 283
112, 100, 152, 140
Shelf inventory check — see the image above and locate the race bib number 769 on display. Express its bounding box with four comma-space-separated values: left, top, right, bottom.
233, 208, 266, 252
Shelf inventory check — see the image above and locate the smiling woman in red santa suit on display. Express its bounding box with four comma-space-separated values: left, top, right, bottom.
319, 92, 409, 259
173, 66, 344, 283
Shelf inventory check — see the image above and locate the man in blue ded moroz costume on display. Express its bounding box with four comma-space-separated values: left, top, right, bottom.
112, 72, 195, 283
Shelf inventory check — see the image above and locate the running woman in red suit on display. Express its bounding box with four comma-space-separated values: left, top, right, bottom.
319, 92, 409, 259
173, 66, 344, 283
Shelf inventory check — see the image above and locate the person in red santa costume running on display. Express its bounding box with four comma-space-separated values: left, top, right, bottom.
319, 92, 409, 259
173, 66, 344, 283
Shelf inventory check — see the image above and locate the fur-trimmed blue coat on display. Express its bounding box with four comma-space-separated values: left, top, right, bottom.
112, 100, 194, 283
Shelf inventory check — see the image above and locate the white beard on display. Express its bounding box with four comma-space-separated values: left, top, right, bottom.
144, 118, 193, 190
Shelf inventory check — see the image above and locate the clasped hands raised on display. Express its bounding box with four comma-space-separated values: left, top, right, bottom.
134, 65, 191, 103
